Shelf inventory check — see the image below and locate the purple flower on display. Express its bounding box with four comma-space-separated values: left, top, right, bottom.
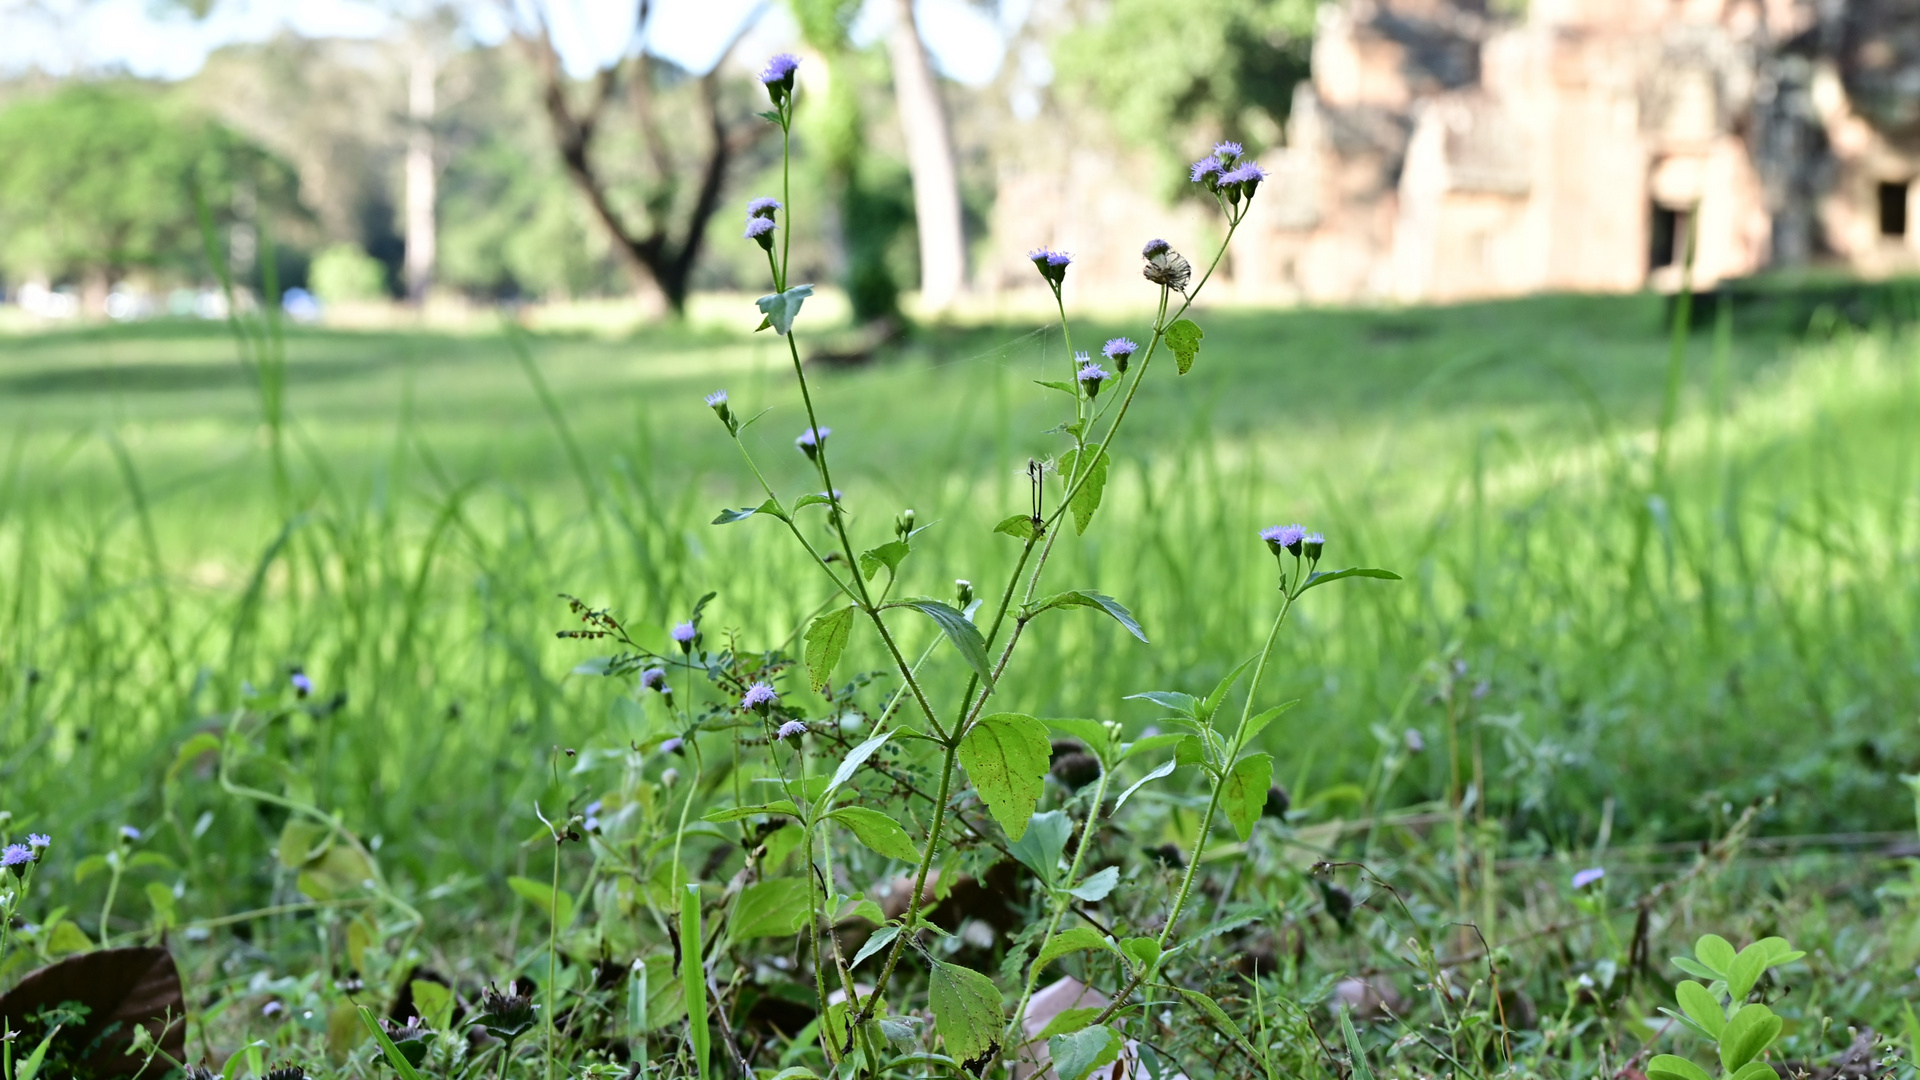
760, 53, 800, 86
796, 426, 831, 459
291, 671, 313, 697
1102, 337, 1138, 373
747, 197, 781, 219
1076, 358, 1110, 397
1222, 162, 1267, 198
745, 216, 776, 249
1142, 238, 1171, 258
671, 622, 698, 644
741, 682, 779, 713
1190, 156, 1223, 186
1261, 523, 1307, 555
641, 668, 667, 692
1303, 531, 1325, 559
26, 834, 49, 850
1572, 867, 1606, 889
1028, 247, 1072, 287
660, 737, 684, 755
774, 719, 808, 741
705, 390, 728, 408
120, 825, 141, 843
1212, 140, 1244, 163
1, 844, 31, 870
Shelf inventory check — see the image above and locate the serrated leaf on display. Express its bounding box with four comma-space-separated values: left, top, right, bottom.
804, 606, 857, 692
756, 284, 814, 335
1007, 809, 1072, 880
713, 498, 788, 525
860, 541, 911, 582
1057, 444, 1110, 535
1125, 690, 1199, 717
928, 960, 1003, 1067
824, 731, 893, 800
734, 878, 811, 938
957, 713, 1052, 840
794, 493, 836, 511
1200, 658, 1257, 723
1174, 735, 1208, 768
1221, 754, 1274, 841
1675, 981, 1724, 1038
993, 514, 1037, 540
1720, 1003, 1782, 1073
1048, 1024, 1121, 1080
1300, 566, 1401, 594
1646, 1054, 1713, 1080
852, 925, 900, 970
1166, 319, 1203, 375
1115, 758, 1177, 811
507, 875, 576, 932
1238, 703, 1297, 748
1068, 866, 1119, 902
1033, 927, 1117, 972
702, 800, 802, 823
1118, 733, 1188, 763
830, 807, 921, 862
1028, 590, 1148, 642
1034, 379, 1079, 395
1035, 1007, 1101, 1041
1121, 937, 1161, 975
891, 599, 995, 685
1045, 718, 1114, 766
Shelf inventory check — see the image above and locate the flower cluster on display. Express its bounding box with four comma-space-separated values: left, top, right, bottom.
1191, 141, 1267, 204
1075, 355, 1109, 397
671, 621, 699, 653
1, 833, 45, 874
796, 425, 831, 460
1102, 337, 1138, 374
745, 197, 781, 251
742, 682, 779, 715
1260, 523, 1325, 561
1028, 247, 1072, 289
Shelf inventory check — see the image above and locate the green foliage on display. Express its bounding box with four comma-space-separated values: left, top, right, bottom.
1054, 0, 1315, 185
0, 84, 297, 284
308, 242, 388, 303
956, 713, 1052, 840
1650, 935, 1804, 1080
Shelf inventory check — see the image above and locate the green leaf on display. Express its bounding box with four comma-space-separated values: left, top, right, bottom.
734, 878, 812, 938
804, 606, 857, 692
1239, 702, 1298, 747
1200, 658, 1257, 723
824, 731, 893, 800
1115, 758, 1177, 811
167, 732, 221, 788
702, 800, 801, 823
277, 818, 329, 869
1672, 956, 1720, 981
1730, 1063, 1779, 1080
852, 925, 900, 970
1719, 1003, 1782, 1073
1755, 937, 1806, 969
793, 493, 836, 511
1046, 717, 1115, 761
1221, 754, 1274, 841
891, 599, 995, 685
927, 960, 1004, 1067
756, 284, 814, 335
1694, 934, 1736, 975
1674, 981, 1724, 1039
1125, 690, 1198, 718
1645, 1054, 1713, 1080
1120, 936, 1161, 975
713, 498, 788, 525
859, 541, 912, 582
993, 514, 1036, 541
1035, 1007, 1101, 1041
681, 885, 710, 1080
1007, 809, 1072, 880
410, 979, 454, 1032
1166, 319, 1203, 375
830, 807, 921, 862
13, 1026, 59, 1080
1174, 735, 1209, 769
507, 875, 576, 932
1027, 590, 1148, 643
1048, 1024, 1121, 1080
1068, 866, 1119, 902
1339, 1007, 1376, 1080
957, 713, 1052, 840
1033, 927, 1118, 972
1057, 444, 1110, 535
1727, 945, 1767, 1003
73, 853, 109, 884
1034, 379, 1079, 395
1299, 566, 1401, 595
358, 1006, 425, 1080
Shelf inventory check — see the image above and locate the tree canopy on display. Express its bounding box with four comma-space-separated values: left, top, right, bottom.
0, 84, 297, 286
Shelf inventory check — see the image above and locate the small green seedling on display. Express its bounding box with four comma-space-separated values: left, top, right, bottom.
1647, 933, 1805, 1080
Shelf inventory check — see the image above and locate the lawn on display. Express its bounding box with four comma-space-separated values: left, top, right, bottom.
2, 290, 1918, 1077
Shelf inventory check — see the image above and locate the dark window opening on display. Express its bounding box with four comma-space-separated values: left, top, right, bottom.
1650, 204, 1691, 270
1878, 181, 1909, 237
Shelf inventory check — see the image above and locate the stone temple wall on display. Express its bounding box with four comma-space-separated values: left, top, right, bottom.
988, 0, 1920, 307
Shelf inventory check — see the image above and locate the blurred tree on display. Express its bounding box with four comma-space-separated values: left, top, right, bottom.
1053, 0, 1315, 187
885, 0, 968, 312
510, 0, 771, 316
309, 242, 389, 302
0, 85, 300, 312
791, 0, 914, 327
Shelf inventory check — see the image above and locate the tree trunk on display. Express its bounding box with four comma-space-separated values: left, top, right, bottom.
887, 0, 967, 312
404, 47, 438, 303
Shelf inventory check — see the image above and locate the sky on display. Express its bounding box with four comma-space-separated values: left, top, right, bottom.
0, 0, 1028, 86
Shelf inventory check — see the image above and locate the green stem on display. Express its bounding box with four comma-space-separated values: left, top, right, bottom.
852, 739, 958, 1026
1004, 763, 1116, 1061
546, 845, 560, 1080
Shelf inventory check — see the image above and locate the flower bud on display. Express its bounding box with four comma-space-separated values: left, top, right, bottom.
704, 390, 735, 433
954, 579, 973, 607
896, 508, 915, 539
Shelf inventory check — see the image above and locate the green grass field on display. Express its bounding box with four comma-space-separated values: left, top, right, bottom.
5, 291, 1916, 881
